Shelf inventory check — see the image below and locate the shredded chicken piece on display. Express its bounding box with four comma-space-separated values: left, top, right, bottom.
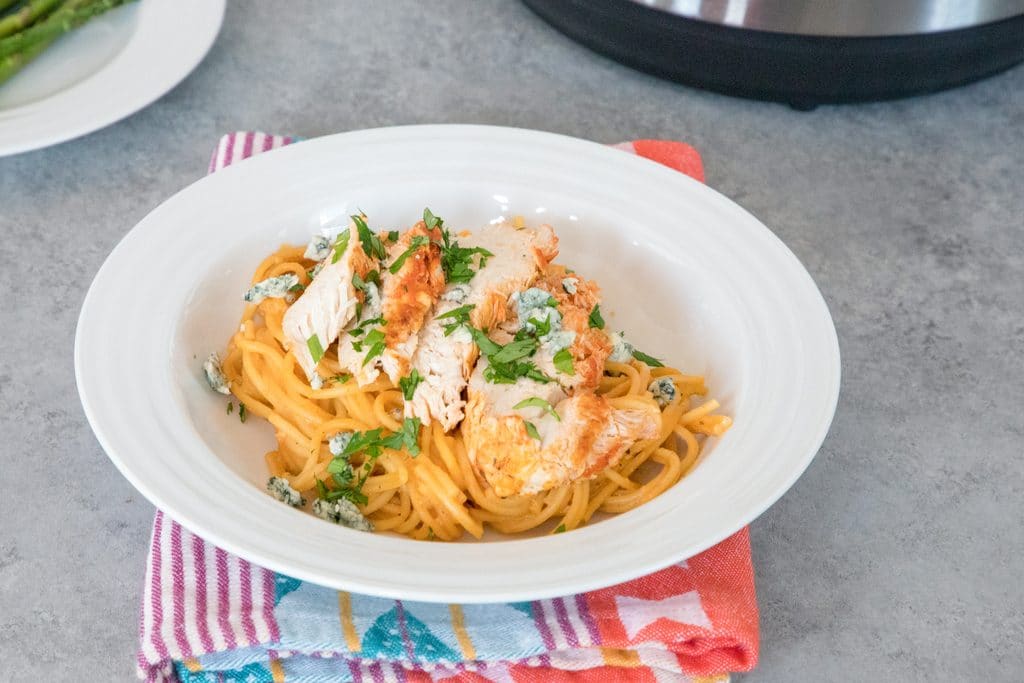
405, 222, 558, 431
462, 362, 660, 496
282, 222, 374, 378
336, 221, 445, 385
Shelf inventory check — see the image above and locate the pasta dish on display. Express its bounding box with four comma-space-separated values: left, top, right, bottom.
203, 209, 731, 540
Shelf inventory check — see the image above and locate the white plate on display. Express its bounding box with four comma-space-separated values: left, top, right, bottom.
0, 0, 224, 156
75, 125, 840, 602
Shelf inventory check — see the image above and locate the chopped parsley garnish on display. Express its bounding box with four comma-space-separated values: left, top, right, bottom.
315, 478, 328, 497
528, 313, 552, 337
524, 421, 541, 440
632, 349, 664, 367
352, 214, 387, 260
332, 373, 351, 385
352, 269, 380, 322
442, 241, 493, 284
315, 476, 366, 506
468, 326, 501, 356
306, 333, 325, 364
491, 338, 537, 364
435, 304, 475, 336
423, 207, 442, 231
350, 316, 385, 339
351, 317, 387, 352
426, 207, 494, 284
327, 419, 423, 493
321, 419, 423, 502
380, 417, 422, 456
389, 235, 430, 273
238, 403, 248, 423
513, 397, 561, 421
484, 361, 552, 385
331, 228, 351, 264
359, 328, 386, 366
289, 283, 305, 293
351, 272, 365, 290
553, 348, 575, 375
340, 428, 384, 458
226, 401, 234, 414
468, 326, 553, 385
399, 369, 424, 400
554, 523, 566, 534
588, 303, 605, 329
327, 457, 354, 487
387, 230, 400, 243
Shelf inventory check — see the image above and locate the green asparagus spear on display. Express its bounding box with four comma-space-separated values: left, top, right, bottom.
0, 0, 64, 39
0, 0, 132, 59
0, 0, 25, 15
0, 25, 55, 83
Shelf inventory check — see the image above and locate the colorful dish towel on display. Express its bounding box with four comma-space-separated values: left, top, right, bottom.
137, 132, 759, 683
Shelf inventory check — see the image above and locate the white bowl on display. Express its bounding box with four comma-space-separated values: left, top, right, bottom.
75, 125, 840, 602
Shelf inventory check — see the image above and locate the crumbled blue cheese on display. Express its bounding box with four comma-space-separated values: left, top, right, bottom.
511, 287, 574, 350
512, 287, 554, 321
561, 278, 578, 295
649, 377, 677, 408
243, 273, 300, 304
310, 374, 324, 390
328, 432, 353, 457
202, 353, 231, 394
304, 234, 331, 261
266, 476, 305, 507
608, 331, 634, 363
363, 281, 381, 315
350, 280, 382, 325
542, 330, 576, 352
308, 261, 325, 280
441, 283, 471, 304
312, 498, 374, 531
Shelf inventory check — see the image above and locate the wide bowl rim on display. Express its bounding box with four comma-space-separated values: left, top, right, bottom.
75, 124, 840, 602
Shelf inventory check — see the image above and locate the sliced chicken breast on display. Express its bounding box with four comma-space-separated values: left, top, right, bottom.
282, 222, 375, 379
460, 261, 654, 497
461, 358, 660, 497
466, 222, 558, 331
404, 222, 559, 431
378, 222, 445, 381
403, 299, 478, 430
336, 221, 445, 385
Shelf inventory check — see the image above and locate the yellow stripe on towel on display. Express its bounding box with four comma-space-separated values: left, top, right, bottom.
600, 647, 641, 667
449, 604, 476, 660
270, 657, 286, 682
182, 658, 202, 672
337, 591, 361, 653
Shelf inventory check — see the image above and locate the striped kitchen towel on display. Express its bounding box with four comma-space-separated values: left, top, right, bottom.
137, 131, 759, 683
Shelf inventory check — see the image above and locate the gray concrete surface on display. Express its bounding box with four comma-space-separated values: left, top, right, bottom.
2, 1, 1022, 680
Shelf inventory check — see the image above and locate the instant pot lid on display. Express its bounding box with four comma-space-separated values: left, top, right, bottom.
522, 0, 1024, 106
633, 0, 1024, 37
